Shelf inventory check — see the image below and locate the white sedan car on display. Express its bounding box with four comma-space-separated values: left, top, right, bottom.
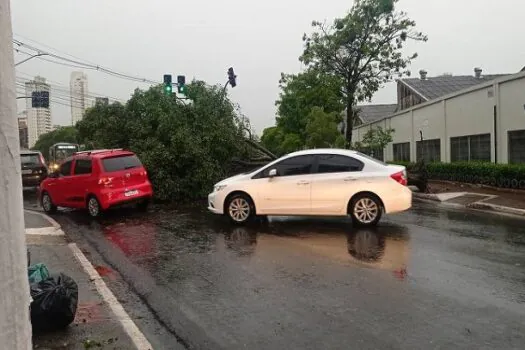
208, 149, 412, 226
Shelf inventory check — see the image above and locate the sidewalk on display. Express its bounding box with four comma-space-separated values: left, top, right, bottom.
411, 180, 525, 217
25, 210, 152, 350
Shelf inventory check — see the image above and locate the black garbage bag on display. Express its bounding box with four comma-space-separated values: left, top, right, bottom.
30, 273, 79, 332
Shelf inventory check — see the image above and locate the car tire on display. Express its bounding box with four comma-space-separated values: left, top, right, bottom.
41, 191, 57, 214
136, 199, 150, 212
349, 193, 382, 227
226, 193, 254, 225
87, 196, 102, 218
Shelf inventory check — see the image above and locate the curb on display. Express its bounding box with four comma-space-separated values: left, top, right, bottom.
29, 211, 153, 350
412, 191, 525, 218
24, 208, 61, 229
467, 202, 525, 216
412, 192, 440, 202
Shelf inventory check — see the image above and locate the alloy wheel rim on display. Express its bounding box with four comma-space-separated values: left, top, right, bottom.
354, 198, 378, 224
229, 198, 250, 222
88, 198, 99, 216
42, 194, 51, 211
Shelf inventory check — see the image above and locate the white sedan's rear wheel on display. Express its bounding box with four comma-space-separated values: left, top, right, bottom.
350, 194, 382, 227
227, 194, 254, 224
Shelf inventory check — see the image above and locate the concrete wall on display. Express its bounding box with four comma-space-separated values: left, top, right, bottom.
353, 72, 525, 164
498, 77, 525, 163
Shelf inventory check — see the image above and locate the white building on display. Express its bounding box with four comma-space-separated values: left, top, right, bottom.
25, 76, 52, 148
70, 71, 89, 125
352, 67, 525, 164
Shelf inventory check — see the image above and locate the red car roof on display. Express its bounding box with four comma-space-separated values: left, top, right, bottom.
73, 149, 134, 159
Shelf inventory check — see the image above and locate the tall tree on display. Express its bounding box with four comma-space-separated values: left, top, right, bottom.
305, 107, 346, 148
300, 0, 427, 145
261, 68, 344, 155
275, 68, 344, 138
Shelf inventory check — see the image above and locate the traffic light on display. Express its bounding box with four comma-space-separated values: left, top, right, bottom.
227, 67, 237, 88
163, 74, 172, 95
177, 75, 186, 94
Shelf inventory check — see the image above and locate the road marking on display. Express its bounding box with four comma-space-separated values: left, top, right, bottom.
25, 227, 64, 235
68, 242, 153, 350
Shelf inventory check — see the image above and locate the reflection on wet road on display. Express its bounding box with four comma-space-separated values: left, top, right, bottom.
51, 201, 525, 349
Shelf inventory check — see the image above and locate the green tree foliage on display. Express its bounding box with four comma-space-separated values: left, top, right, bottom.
76, 81, 249, 201
305, 107, 346, 148
300, 0, 427, 145
33, 126, 78, 159
276, 69, 344, 136
261, 68, 344, 155
352, 126, 395, 153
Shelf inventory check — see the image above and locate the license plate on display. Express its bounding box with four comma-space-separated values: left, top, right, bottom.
22, 170, 32, 175
124, 190, 139, 197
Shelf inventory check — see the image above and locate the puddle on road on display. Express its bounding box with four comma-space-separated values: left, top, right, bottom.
97, 207, 412, 281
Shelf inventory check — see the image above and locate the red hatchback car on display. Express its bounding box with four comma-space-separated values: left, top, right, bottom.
40, 149, 153, 217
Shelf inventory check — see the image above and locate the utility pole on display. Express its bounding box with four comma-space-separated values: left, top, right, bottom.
0, 1, 33, 349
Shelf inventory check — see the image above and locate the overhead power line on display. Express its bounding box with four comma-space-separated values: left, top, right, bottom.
12, 37, 160, 85
15, 75, 126, 103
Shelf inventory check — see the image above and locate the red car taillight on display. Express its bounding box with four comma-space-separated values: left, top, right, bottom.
98, 177, 113, 186
390, 170, 407, 186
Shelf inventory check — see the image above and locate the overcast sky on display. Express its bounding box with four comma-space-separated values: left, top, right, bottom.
12, 0, 524, 134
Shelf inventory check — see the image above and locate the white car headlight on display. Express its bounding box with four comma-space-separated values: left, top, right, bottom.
214, 184, 227, 192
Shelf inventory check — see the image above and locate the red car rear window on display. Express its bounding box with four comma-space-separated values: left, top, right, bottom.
101, 155, 142, 172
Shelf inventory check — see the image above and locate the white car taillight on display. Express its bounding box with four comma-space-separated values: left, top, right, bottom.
390, 171, 407, 186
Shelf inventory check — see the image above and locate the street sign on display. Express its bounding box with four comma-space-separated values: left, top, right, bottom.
31, 91, 49, 108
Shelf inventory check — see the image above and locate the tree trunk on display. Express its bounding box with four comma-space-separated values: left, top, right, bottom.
0, 1, 33, 348
345, 98, 354, 147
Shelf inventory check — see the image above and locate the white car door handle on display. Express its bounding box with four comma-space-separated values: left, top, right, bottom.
344, 177, 357, 182
297, 180, 310, 185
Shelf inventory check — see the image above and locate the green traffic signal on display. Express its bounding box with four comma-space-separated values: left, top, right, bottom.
164, 84, 172, 95
178, 85, 186, 94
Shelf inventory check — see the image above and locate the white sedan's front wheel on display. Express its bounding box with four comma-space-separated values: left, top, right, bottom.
226, 194, 254, 225
350, 194, 382, 227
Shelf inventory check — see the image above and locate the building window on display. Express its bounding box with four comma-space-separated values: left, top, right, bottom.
450, 134, 490, 162
416, 139, 441, 162
393, 142, 410, 162
508, 130, 525, 164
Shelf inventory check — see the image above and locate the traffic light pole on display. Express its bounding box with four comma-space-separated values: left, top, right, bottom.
0, 0, 33, 348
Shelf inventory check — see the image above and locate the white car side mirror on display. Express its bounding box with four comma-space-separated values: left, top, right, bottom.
268, 169, 277, 178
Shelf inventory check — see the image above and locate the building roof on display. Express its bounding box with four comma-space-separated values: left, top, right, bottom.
399, 74, 509, 100
355, 104, 398, 123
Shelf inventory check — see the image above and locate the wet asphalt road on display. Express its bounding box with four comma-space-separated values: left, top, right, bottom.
24, 191, 525, 350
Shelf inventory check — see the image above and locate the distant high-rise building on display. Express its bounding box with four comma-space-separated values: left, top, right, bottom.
25, 76, 52, 148
70, 71, 89, 125
18, 115, 29, 150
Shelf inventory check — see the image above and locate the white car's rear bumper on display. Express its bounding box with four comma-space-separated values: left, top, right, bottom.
383, 186, 412, 214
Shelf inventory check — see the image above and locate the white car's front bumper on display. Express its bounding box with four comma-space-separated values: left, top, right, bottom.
207, 191, 225, 215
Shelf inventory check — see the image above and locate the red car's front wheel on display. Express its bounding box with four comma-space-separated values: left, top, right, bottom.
41, 192, 57, 214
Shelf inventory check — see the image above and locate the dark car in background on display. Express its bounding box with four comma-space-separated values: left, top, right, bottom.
20, 150, 48, 187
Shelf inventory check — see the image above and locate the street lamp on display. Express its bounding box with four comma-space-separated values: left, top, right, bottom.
15, 53, 49, 67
